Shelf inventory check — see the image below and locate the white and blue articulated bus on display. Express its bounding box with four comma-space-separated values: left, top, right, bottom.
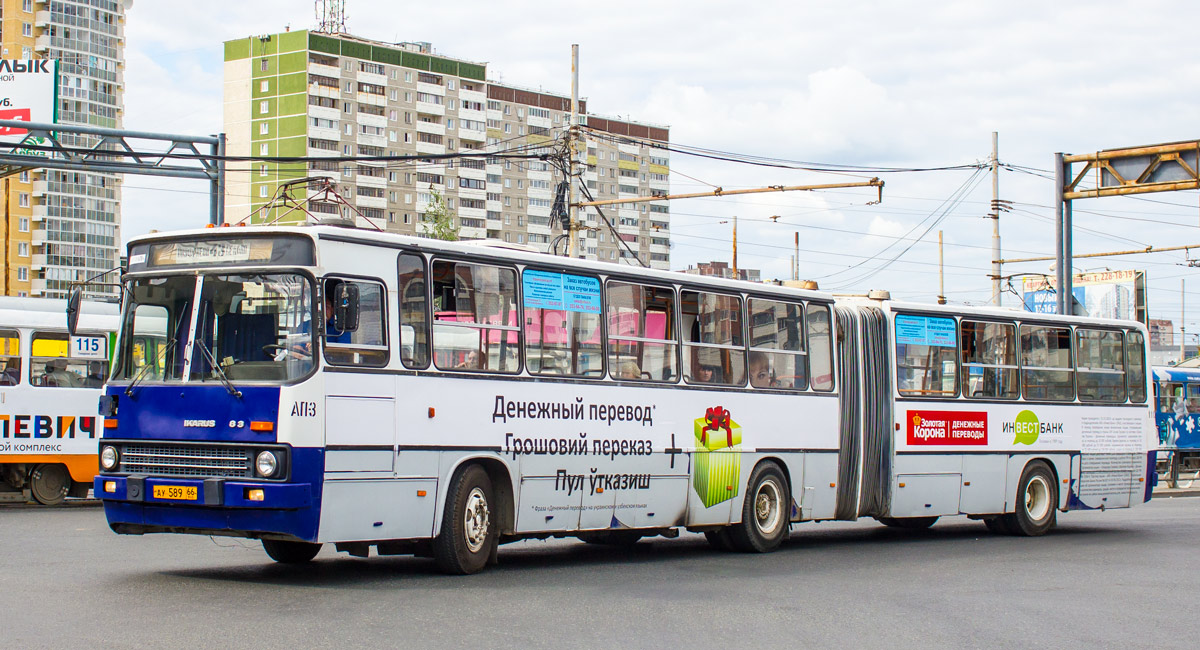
94, 225, 1157, 573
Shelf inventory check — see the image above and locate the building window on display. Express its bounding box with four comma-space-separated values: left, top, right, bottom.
259, 122, 269, 135
259, 164, 268, 177
258, 186, 268, 198
447, 80, 456, 91
18, 193, 28, 208
259, 100, 269, 114
22, 0, 31, 11
18, 171, 28, 182
404, 133, 412, 143
259, 143, 269, 156
17, 242, 28, 257
447, 118, 455, 130
17, 267, 27, 282
22, 23, 32, 37
449, 99, 457, 111
260, 80, 269, 93
260, 58, 269, 72
18, 218, 28, 232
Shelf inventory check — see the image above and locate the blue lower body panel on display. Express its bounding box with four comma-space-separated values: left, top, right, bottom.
95, 447, 324, 542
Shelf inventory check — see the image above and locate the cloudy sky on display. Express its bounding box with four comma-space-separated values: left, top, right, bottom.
121, 1, 1200, 334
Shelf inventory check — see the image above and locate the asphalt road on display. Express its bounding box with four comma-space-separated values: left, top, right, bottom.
3, 498, 1198, 650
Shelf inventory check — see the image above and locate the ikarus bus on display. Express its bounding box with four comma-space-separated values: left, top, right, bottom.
89, 225, 1157, 573
0, 296, 121, 504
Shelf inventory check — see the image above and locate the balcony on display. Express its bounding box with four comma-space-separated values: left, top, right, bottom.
34, 10, 51, 27
34, 34, 51, 53
32, 180, 47, 197
30, 254, 46, 271
308, 62, 339, 79
31, 204, 46, 222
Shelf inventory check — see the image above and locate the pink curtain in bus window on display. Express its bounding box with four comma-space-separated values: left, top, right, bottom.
645, 311, 666, 340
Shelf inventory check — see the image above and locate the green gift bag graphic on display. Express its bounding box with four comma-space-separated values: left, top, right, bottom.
692, 406, 741, 508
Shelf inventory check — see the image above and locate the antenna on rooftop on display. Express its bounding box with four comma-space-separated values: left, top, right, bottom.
315, 0, 348, 34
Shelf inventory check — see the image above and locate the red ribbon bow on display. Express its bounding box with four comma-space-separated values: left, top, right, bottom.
702, 406, 734, 447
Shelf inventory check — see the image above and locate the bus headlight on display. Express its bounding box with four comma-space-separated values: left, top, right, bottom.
100, 445, 119, 471
255, 451, 278, 478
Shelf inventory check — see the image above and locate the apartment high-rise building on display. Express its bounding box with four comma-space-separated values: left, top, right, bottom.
223, 30, 670, 269
1, 0, 126, 298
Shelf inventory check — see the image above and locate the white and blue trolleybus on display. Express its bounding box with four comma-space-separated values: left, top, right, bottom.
88, 225, 1157, 573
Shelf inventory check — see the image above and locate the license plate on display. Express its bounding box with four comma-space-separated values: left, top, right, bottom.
152, 485, 198, 501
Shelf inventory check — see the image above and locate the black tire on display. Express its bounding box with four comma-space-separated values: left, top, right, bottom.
704, 529, 736, 551
262, 539, 322, 564
983, 516, 1011, 535
29, 464, 69, 506
433, 464, 496, 575
727, 462, 789, 553
877, 516, 939, 530
1000, 461, 1058, 537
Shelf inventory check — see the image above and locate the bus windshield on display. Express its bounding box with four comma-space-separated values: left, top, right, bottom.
113, 272, 314, 383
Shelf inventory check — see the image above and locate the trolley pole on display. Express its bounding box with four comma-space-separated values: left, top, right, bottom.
567, 44, 581, 259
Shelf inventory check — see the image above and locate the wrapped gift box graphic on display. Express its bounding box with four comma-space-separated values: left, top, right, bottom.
692, 406, 742, 508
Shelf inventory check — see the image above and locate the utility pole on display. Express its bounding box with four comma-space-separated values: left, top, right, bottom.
732, 215, 738, 278
567, 44, 581, 259
938, 230, 946, 304
794, 232, 799, 281
990, 131, 1002, 306
3, 178, 8, 295
1182, 279, 1187, 362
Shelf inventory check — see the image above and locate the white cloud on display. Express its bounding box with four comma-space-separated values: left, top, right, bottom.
115, 0, 1200, 319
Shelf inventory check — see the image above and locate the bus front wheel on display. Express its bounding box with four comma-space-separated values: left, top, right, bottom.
29, 464, 70, 506
727, 462, 789, 553
433, 464, 496, 574
1001, 461, 1057, 536
262, 539, 322, 564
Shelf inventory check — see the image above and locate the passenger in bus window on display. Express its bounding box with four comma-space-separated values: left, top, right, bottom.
615, 359, 641, 380
457, 350, 481, 369
749, 351, 773, 388
0, 358, 18, 386
323, 281, 352, 344
85, 360, 106, 388
43, 358, 83, 388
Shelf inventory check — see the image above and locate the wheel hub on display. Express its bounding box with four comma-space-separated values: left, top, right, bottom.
463, 487, 490, 553
755, 480, 782, 535
1025, 475, 1051, 522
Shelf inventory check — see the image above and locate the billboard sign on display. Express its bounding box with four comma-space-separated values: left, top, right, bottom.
0, 59, 57, 155
1022, 269, 1145, 323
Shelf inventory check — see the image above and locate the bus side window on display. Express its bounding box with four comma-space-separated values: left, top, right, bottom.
1161, 382, 1184, 413
747, 298, 806, 390
323, 278, 389, 367
605, 281, 677, 382
397, 253, 429, 369
894, 314, 958, 397
0, 329, 19, 386
806, 303, 834, 391
681, 289, 745, 386
30, 331, 89, 388
1076, 328, 1125, 403
1020, 324, 1074, 401
960, 320, 1018, 399
430, 260, 520, 373
1125, 330, 1146, 403
523, 269, 603, 378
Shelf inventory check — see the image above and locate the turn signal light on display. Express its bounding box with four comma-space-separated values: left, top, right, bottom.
246, 488, 265, 502
103, 481, 116, 493
103, 419, 118, 429
249, 421, 273, 432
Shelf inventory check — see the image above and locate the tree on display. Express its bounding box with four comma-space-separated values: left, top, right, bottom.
421, 186, 459, 241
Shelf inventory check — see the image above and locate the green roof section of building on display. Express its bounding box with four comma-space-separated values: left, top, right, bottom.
224, 38, 250, 61
231, 31, 488, 80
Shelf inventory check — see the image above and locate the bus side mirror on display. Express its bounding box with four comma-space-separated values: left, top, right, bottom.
66, 286, 82, 337
332, 283, 359, 333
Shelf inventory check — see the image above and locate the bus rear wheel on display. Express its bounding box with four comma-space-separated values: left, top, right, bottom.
727, 462, 788, 553
433, 464, 496, 575
29, 464, 70, 506
262, 539, 322, 564
1000, 461, 1057, 536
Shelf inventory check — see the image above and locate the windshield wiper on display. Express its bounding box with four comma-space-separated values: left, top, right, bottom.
125, 338, 177, 398
195, 337, 242, 399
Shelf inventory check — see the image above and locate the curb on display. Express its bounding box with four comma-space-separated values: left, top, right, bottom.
1152, 489, 1200, 498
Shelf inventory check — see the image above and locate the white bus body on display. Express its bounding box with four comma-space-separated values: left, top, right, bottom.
0, 297, 120, 504
94, 227, 1156, 571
